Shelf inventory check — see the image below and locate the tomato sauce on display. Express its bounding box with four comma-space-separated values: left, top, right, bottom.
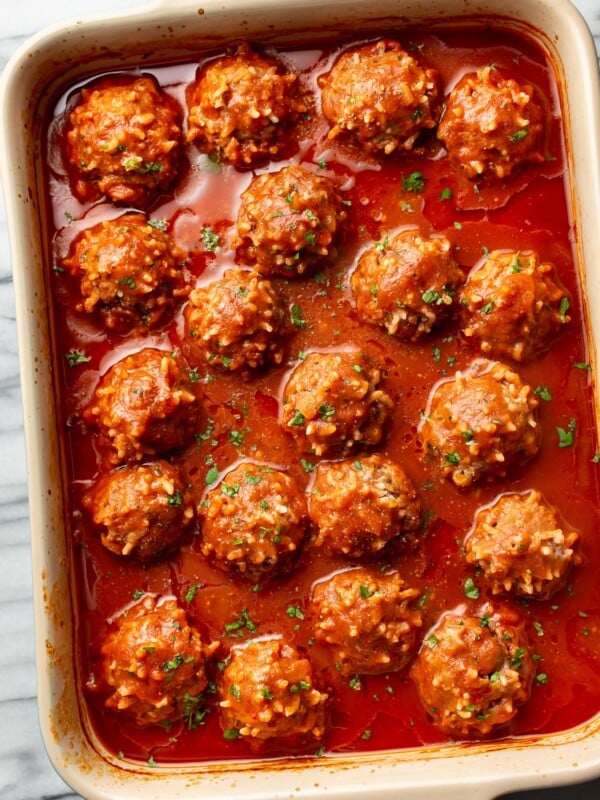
44, 25, 600, 766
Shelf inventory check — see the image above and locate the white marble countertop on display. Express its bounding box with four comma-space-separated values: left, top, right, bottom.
0, 1, 599, 798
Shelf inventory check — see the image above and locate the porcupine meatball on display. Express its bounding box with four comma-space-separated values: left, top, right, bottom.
351, 230, 463, 340
281, 351, 392, 456
182, 267, 287, 371
460, 250, 571, 362
437, 66, 545, 181
308, 455, 421, 557
465, 490, 580, 600
218, 637, 327, 743
66, 76, 182, 204
319, 39, 440, 155
199, 462, 308, 581
310, 567, 422, 675
186, 43, 306, 167
83, 460, 194, 560
83, 348, 198, 464
236, 164, 346, 277
100, 595, 216, 727
411, 607, 535, 737
420, 359, 540, 487
62, 213, 187, 333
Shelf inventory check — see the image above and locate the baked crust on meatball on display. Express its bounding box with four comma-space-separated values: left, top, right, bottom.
84, 348, 198, 464
411, 607, 535, 737
308, 455, 421, 557
186, 43, 307, 167
236, 164, 346, 276
351, 230, 463, 340
182, 267, 287, 371
437, 66, 545, 180
83, 460, 194, 560
66, 76, 183, 205
465, 490, 580, 599
199, 462, 308, 581
320, 39, 440, 155
310, 567, 422, 674
459, 250, 571, 362
62, 213, 187, 333
281, 351, 392, 456
101, 595, 216, 727
420, 359, 540, 487
218, 637, 327, 743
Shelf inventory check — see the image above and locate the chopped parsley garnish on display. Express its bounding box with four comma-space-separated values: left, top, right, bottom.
534, 385, 552, 401
65, 349, 91, 367
559, 296, 570, 322
148, 218, 168, 232
300, 458, 315, 474
444, 452, 460, 466
359, 585, 374, 599
201, 226, 220, 252
290, 304, 306, 329
228, 429, 245, 447
557, 418, 576, 448
289, 410, 306, 427
162, 653, 184, 672
535, 673, 549, 685
224, 608, 257, 637
318, 402, 336, 421
480, 300, 494, 315
185, 584, 200, 604
422, 290, 441, 305
223, 728, 240, 740
349, 674, 362, 691
427, 634, 439, 649
439, 187, 453, 201
402, 171, 425, 192
464, 577, 480, 599
508, 129, 528, 142
205, 465, 220, 485
286, 604, 304, 619
167, 490, 184, 507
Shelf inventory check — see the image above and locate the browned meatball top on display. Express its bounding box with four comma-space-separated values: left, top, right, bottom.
310, 567, 422, 675
101, 595, 216, 727
83, 460, 194, 561
199, 462, 308, 581
62, 213, 187, 333
320, 39, 440, 155
465, 490, 580, 600
411, 607, 535, 737
83, 348, 198, 464
218, 637, 327, 743
308, 454, 421, 557
66, 77, 183, 205
351, 230, 463, 340
420, 359, 540, 487
182, 267, 287, 372
437, 66, 545, 180
236, 164, 346, 276
281, 351, 392, 456
460, 250, 571, 362
187, 43, 306, 167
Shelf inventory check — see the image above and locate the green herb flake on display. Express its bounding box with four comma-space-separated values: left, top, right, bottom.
534, 385, 552, 401
167, 490, 184, 507
464, 577, 480, 599
185, 584, 200, 604
508, 129, 528, 143
223, 728, 240, 740
147, 755, 158, 768
402, 171, 425, 192
535, 673, 549, 685
290, 304, 306, 329
559, 296, 570, 323
427, 634, 439, 649
201, 226, 220, 252
148, 218, 168, 232
349, 674, 362, 691
439, 187, 453, 201
444, 452, 460, 466
289, 410, 306, 427
286, 605, 304, 620
318, 402, 336, 421
557, 418, 576, 448
359, 585, 374, 599
65, 349, 91, 367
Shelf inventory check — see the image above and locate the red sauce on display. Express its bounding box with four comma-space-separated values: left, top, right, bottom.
44, 26, 600, 765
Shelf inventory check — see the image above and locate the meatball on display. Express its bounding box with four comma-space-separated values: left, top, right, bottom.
320, 39, 440, 155
101, 595, 216, 727
420, 359, 540, 488
351, 230, 463, 340
236, 164, 346, 276
82, 460, 194, 560
437, 66, 545, 180
308, 455, 421, 557
182, 267, 287, 371
459, 250, 571, 362
186, 43, 306, 167
310, 567, 422, 674
84, 348, 198, 464
66, 76, 182, 204
62, 213, 187, 333
218, 637, 327, 743
281, 351, 392, 456
199, 462, 308, 581
411, 607, 535, 737
465, 490, 580, 599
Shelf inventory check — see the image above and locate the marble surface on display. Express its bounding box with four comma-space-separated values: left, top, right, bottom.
0, 1, 599, 798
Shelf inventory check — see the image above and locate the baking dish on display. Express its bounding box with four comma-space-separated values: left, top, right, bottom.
1, 0, 600, 797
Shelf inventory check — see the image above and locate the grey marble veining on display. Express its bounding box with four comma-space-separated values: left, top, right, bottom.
0, 2, 599, 799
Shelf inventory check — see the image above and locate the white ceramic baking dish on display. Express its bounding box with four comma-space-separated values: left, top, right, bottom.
1, 0, 600, 797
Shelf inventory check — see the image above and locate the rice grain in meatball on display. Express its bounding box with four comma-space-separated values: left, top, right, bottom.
310, 567, 422, 674
309, 455, 421, 557
83, 460, 194, 560
218, 637, 327, 743
66, 76, 182, 205
183, 267, 287, 371
351, 230, 463, 340
420, 359, 540, 487
237, 165, 346, 276
62, 213, 187, 332
281, 351, 392, 456
465, 490, 580, 599
320, 39, 440, 155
